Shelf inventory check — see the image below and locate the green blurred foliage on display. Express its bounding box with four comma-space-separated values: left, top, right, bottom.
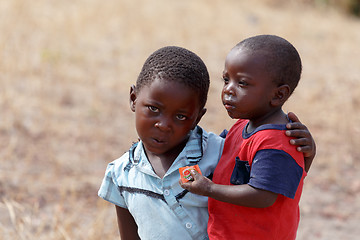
316, 0, 360, 16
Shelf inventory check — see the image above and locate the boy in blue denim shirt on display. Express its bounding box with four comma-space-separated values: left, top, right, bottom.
98, 46, 315, 239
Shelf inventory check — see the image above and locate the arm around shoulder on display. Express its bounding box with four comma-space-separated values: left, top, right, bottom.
286, 112, 316, 173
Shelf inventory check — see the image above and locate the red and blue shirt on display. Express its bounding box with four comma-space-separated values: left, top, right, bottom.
208, 119, 306, 240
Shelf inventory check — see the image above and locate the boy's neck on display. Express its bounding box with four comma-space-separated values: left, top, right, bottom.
246, 108, 287, 133
144, 140, 187, 179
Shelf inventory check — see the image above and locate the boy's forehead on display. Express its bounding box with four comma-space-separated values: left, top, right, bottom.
140, 77, 199, 100
229, 48, 271, 69
136, 78, 203, 113
229, 47, 265, 59
142, 77, 182, 90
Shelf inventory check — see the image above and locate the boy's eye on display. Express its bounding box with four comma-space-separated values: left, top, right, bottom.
238, 80, 248, 86
222, 77, 229, 84
176, 114, 187, 121
148, 106, 159, 112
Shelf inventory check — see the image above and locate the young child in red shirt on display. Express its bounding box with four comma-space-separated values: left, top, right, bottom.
180, 35, 314, 239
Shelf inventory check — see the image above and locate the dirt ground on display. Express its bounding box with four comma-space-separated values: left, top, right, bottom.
0, 0, 359, 239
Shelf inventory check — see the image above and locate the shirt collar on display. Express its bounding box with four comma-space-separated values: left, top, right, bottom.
183, 126, 203, 163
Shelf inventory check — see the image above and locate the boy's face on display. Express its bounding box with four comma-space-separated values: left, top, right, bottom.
221, 48, 277, 120
130, 77, 205, 158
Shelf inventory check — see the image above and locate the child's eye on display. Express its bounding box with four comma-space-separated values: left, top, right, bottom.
222, 77, 229, 84
238, 80, 248, 86
148, 106, 159, 112
176, 114, 187, 121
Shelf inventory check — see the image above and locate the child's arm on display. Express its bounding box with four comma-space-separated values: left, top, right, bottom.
115, 206, 140, 240
286, 112, 316, 173
180, 171, 277, 208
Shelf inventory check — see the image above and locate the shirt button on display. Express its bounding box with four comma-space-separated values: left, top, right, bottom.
185, 223, 192, 229
164, 189, 170, 196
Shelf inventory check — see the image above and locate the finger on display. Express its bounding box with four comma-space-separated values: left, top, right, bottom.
289, 138, 309, 146
190, 170, 199, 180
179, 180, 189, 189
287, 112, 301, 123
286, 122, 307, 131
296, 145, 312, 156
286, 130, 310, 139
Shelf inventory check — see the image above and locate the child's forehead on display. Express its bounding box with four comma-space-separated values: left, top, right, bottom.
136, 78, 203, 112
229, 47, 266, 59
226, 48, 267, 67
141, 77, 199, 100
144, 77, 189, 91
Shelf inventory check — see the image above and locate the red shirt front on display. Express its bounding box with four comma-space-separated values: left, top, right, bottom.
208, 119, 306, 240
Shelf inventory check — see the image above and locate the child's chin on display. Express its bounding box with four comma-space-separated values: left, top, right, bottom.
226, 111, 238, 119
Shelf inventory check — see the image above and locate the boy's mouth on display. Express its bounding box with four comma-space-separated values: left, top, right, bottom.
224, 103, 235, 110
151, 137, 167, 145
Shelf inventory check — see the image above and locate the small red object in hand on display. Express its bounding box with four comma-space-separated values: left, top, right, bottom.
179, 165, 202, 183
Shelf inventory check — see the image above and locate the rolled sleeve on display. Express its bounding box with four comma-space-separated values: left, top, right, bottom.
98, 162, 127, 208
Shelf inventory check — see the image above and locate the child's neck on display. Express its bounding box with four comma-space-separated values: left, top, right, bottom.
246, 108, 287, 133
144, 140, 187, 179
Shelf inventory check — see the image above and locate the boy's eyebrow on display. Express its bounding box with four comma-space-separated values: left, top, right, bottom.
146, 99, 164, 107
146, 99, 192, 114
235, 72, 253, 80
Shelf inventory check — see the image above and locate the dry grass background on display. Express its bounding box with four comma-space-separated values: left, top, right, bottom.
0, 0, 359, 239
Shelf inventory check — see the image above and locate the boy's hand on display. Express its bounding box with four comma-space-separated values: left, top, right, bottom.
286, 112, 316, 173
179, 170, 213, 196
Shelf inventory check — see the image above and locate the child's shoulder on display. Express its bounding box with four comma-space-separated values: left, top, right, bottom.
251, 124, 288, 139
105, 143, 137, 173
247, 124, 288, 144
195, 125, 225, 146
250, 125, 302, 157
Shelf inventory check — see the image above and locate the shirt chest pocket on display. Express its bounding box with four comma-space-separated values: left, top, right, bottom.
230, 156, 250, 185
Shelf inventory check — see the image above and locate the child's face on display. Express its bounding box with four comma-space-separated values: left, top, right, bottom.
221, 48, 277, 120
130, 77, 205, 157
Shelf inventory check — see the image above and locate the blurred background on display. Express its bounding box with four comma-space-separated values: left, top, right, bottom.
1, 0, 359, 239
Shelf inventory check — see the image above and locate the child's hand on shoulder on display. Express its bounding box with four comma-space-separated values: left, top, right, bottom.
179, 170, 213, 196
286, 111, 316, 173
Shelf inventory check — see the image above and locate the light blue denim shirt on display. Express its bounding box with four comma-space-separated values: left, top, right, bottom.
98, 126, 224, 240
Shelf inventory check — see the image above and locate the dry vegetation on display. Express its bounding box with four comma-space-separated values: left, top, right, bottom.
0, 0, 359, 239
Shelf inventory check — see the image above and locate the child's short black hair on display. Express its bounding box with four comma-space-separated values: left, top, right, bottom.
136, 46, 210, 109
234, 35, 302, 94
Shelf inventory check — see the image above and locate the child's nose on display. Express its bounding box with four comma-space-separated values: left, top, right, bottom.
154, 118, 172, 131
223, 82, 235, 95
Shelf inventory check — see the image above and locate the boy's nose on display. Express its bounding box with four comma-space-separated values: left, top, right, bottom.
223, 82, 235, 95
154, 118, 171, 131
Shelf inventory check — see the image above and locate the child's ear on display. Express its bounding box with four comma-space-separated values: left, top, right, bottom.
129, 85, 137, 112
192, 108, 207, 129
271, 84, 290, 107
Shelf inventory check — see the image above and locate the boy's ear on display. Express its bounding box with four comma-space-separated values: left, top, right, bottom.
129, 85, 137, 112
271, 84, 290, 107
192, 108, 207, 129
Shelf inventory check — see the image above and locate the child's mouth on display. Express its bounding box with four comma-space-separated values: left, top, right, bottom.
224, 103, 235, 110
152, 137, 167, 144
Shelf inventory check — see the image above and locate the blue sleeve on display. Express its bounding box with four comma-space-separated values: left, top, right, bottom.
98, 162, 127, 208
248, 149, 303, 199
